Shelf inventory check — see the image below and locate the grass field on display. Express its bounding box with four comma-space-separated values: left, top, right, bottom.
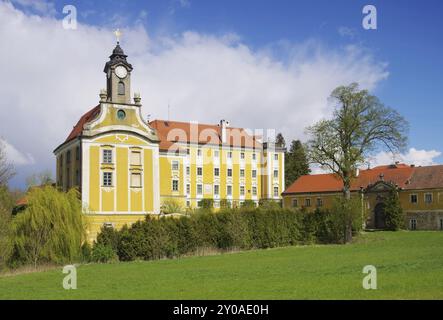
0, 231, 442, 299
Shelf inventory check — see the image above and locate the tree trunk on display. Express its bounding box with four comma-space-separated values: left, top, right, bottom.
343, 182, 353, 243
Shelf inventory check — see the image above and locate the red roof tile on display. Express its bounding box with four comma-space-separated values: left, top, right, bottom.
283, 164, 418, 195
65, 105, 101, 143
149, 120, 261, 151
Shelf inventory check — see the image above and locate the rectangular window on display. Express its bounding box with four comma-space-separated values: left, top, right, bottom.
131, 173, 142, 187
186, 166, 190, 175
214, 150, 219, 158
214, 184, 219, 196
240, 185, 245, 196
197, 149, 202, 157
103, 149, 112, 164
197, 184, 203, 195
410, 219, 417, 230
305, 198, 311, 207
66, 168, 70, 189
440, 219, 443, 231
252, 153, 256, 160
66, 150, 71, 164
410, 194, 418, 204
292, 199, 298, 207
425, 193, 433, 204
274, 153, 278, 161
186, 148, 190, 155
227, 151, 232, 159
172, 180, 179, 192
274, 170, 279, 179
75, 169, 80, 185
252, 186, 257, 196
172, 160, 179, 171
240, 169, 245, 178
186, 200, 191, 207
130, 151, 141, 165
197, 167, 203, 176
240, 152, 245, 159
75, 146, 80, 161
252, 169, 257, 178
316, 198, 323, 207
227, 185, 232, 196
274, 186, 279, 197
186, 184, 190, 195
103, 172, 112, 187
214, 167, 220, 176
227, 168, 232, 177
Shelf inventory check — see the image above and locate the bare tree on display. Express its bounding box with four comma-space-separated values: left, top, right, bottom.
0, 139, 15, 186
306, 83, 409, 242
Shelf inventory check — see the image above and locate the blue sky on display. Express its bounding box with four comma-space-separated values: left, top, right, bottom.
2, 0, 443, 188
50, 0, 443, 155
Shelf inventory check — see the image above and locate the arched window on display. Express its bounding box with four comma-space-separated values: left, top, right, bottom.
118, 81, 125, 95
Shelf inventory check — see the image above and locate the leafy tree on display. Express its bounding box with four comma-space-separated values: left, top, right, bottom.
285, 140, 310, 188
26, 170, 54, 188
275, 133, 286, 148
0, 187, 13, 270
384, 189, 404, 231
306, 83, 408, 242
0, 139, 15, 186
10, 186, 86, 268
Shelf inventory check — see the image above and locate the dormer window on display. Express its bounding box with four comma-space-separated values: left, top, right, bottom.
118, 81, 125, 95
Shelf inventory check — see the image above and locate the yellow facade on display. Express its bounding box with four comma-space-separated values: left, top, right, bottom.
54, 43, 285, 241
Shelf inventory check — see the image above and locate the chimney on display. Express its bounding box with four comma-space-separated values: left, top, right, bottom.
220, 119, 229, 144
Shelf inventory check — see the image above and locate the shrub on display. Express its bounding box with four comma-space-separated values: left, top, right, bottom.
198, 198, 214, 209
94, 206, 354, 263
80, 242, 92, 263
0, 187, 13, 270
9, 186, 86, 268
161, 198, 184, 214
91, 243, 118, 263
241, 200, 256, 208
384, 190, 405, 231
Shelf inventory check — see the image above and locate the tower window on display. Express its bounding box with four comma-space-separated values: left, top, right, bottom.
118, 81, 125, 95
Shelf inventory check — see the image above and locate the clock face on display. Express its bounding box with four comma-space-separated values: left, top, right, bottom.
115, 66, 127, 79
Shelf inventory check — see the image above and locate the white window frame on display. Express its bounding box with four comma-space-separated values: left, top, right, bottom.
131, 173, 142, 188
172, 179, 179, 192
424, 193, 433, 204
103, 172, 112, 187
103, 149, 113, 164
197, 184, 203, 196
172, 160, 179, 171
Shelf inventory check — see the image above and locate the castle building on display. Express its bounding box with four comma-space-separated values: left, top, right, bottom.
53, 43, 285, 241
282, 163, 443, 230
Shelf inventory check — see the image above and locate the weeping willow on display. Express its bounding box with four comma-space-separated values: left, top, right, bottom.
11, 186, 86, 267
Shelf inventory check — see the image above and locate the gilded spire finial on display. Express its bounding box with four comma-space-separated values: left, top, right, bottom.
114, 28, 122, 44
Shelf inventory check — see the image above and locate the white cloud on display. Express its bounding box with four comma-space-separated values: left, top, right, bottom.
368, 148, 442, 168
0, 2, 389, 187
0, 138, 35, 166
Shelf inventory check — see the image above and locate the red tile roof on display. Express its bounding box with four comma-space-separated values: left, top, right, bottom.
405, 165, 443, 190
149, 120, 261, 151
65, 105, 101, 143
283, 163, 421, 195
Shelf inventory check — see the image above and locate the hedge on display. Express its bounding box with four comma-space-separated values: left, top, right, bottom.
94, 207, 354, 262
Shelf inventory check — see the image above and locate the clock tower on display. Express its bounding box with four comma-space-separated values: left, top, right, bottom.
103, 39, 133, 104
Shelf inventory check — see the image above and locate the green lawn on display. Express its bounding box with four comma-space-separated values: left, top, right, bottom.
0, 231, 442, 299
